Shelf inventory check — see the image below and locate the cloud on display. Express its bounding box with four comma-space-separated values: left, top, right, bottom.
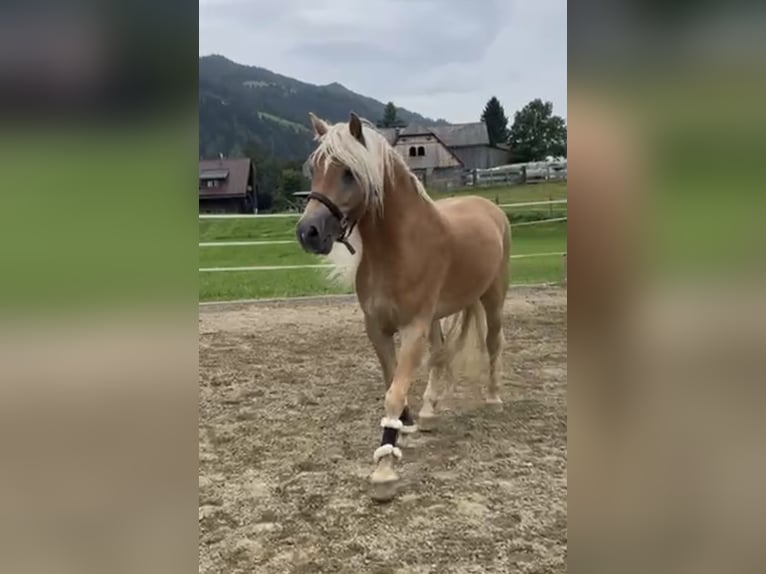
199, 0, 566, 123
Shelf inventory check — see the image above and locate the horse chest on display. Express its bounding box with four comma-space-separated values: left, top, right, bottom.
358, 262, 442, 329
359, 290, 399, 326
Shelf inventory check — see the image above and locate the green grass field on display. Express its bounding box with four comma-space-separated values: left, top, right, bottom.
442, 181, 567, 204
199, 182, 567, 301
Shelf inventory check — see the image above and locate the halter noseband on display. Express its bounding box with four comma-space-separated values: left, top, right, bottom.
306, 192, 357, 255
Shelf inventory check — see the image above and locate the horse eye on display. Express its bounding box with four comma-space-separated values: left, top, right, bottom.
342, 168, 354, 184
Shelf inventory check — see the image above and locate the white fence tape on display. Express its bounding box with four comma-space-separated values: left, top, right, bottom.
200, 264, 335, 272
199, 201, 567, 273
199, 216, 566, 248
199, 213, 300, 219
198, 199, 567, 220
199, 283, 561, 307
511, 216, 568, 227
200, 240, 295, 247
497, 199, 567, 208
199, 252, 566, 273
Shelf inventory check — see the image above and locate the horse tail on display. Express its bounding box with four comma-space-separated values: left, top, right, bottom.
442, 300, 487, 380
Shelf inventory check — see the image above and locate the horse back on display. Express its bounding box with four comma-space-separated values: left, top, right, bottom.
435, 195, 510, 254
429, 196, 510, 315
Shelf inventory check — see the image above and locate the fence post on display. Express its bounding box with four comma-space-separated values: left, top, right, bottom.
561, 253, 567, 285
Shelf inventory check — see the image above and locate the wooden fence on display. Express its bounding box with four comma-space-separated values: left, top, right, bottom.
465, 160, 567, 187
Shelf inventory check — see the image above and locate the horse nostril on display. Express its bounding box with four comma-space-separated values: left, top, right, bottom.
306, 225, 319, 239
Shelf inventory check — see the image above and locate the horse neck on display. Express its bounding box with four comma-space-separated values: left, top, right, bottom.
357, 161, 437, 256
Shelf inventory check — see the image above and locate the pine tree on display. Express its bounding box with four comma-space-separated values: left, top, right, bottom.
481, 96, 509, 146
381, 102, 398, 128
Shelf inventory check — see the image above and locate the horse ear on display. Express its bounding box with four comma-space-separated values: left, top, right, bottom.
309, 112, 328, 139
349, 112, 365, 145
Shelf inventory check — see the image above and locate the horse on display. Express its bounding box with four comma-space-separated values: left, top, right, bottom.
296, 112, 511, 501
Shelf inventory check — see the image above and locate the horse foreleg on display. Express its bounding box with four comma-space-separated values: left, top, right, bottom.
364, 315, 417, 433
370, 318, 430, 502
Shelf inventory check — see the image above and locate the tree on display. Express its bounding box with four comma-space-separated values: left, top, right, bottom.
377, 101, 407, 128
280, 168, 306, 194
381, 102, 398, 127
481, 96, 509, 146
270, 168, 308, 211
508, 99, 567, 163
245, 141, 311, 212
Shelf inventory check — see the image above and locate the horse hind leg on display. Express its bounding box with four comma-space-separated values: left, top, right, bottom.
418, 319, 451, 431
484, 310, 504, 406
481, 271, 508, 406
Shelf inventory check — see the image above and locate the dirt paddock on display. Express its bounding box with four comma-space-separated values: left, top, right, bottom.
199, 287, 567, 574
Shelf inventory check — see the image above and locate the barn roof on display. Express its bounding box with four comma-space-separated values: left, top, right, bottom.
199, 158, 253, 199
302, 121, 500, 174
378, 122, 492, 148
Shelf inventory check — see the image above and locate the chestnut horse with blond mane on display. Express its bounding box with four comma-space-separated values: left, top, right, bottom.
297, 112, 510, 501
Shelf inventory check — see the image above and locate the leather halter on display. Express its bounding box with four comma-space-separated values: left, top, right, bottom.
306, 191, 357, 255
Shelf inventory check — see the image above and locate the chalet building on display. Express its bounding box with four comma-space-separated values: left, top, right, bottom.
199, 158, 256, 213
302, 121, 509, 191
382, 122, 509, 169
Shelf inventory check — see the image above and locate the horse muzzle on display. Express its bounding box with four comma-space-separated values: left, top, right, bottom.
296, 210, 342, 255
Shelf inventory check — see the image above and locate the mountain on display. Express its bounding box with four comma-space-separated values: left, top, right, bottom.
199, 55, 448, 161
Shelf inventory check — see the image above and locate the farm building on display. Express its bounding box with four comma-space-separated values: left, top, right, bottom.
199, 158, 257, 214
302, 121, 510, 190
380, 122, 509, 169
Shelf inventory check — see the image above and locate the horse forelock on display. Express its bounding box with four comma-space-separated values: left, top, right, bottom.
309, 119, 432, 215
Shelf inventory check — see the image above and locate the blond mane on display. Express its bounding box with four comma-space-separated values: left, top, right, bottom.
310, 116, 434, 288
309, 117, 433, 216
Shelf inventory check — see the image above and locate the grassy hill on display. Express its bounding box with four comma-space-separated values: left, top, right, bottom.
199, 55, 447, 161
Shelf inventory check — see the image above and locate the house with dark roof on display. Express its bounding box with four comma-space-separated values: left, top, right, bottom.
379, 122, 510, 171
199, 158, 256, 213
303, 121, 509, 191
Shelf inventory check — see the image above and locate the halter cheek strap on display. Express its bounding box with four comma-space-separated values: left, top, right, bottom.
306, 191, 358, 255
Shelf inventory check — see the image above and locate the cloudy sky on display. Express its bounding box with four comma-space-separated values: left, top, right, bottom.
199, 0, 566, 124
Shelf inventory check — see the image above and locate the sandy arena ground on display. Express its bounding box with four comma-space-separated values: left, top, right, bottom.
199, 287, 567, 573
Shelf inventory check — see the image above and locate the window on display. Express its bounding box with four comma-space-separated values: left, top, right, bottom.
417, 146, 425, 156
409, 146, 416, 157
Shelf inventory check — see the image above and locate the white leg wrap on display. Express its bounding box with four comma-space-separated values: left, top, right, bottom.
373, 444, 402, 463
380, 417, 403, 430
399, 423, 418, 434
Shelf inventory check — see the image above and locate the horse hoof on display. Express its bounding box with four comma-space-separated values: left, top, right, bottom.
486, 396, 503, 411
397, 431, 418, 448
370, 478, 399, 503
370, 463, 400, 502
417, 414, 438, 432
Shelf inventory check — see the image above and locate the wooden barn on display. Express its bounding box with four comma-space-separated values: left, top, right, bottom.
382, 122, 510, 171
382, 123, 510, 189
302, 121, 509, 191
199, 158, 257, 214
387, 127, 464, 190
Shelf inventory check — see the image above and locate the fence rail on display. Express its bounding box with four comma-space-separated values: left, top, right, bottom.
199, 198, 567, 220
497, 199, 567, 209
199, 213, 300, 219
199, 216, 567, 248
199, 199, 567, 276
199, 239, 296, 247
199, 251, 567, 273
467, 161, 567, 187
